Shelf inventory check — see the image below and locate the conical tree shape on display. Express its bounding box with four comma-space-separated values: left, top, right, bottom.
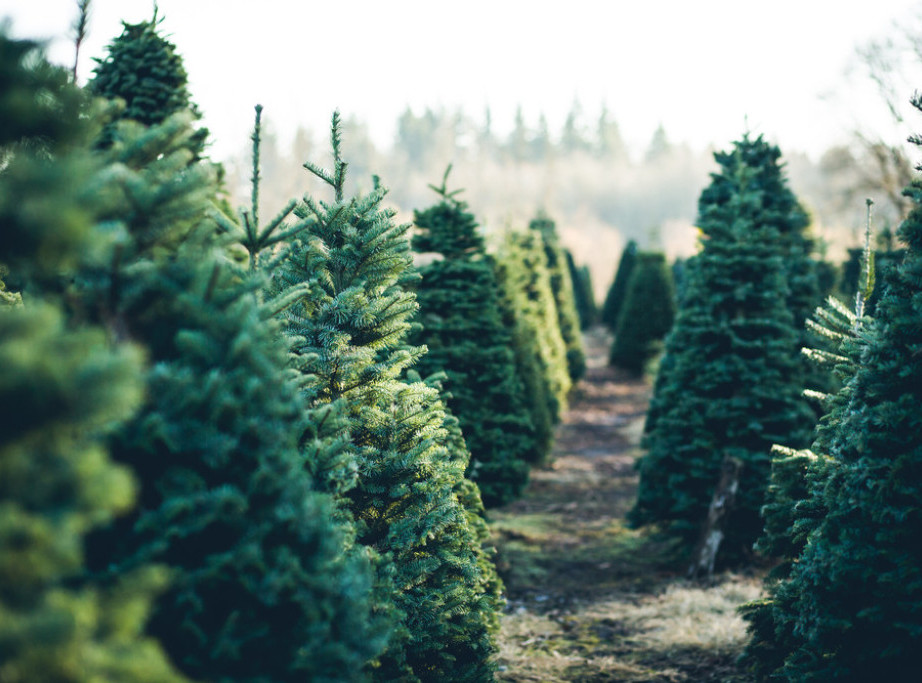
409, 170, 535, 507
609, 251, 676, 374
275, 115, 501, 681
755, 102, 922, 680
601, 239, 637, 330
566, 250, 597, 329
77, 113, 384, 681
0, 34, 184, 682
88, 11, 207, 156
629, 136, 814, 564
529, 211, 586, 381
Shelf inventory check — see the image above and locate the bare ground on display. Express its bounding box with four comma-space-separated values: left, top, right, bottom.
490, 328, 761, 682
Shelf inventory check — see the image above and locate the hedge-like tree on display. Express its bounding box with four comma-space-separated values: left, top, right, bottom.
79, 113, 384, 681
609, 251, 676, 374
409, 170, 535, 507
493, 230, 572, 463
275, 116, 501, 681
566, 250, 597, 329
601, 239, 637, 330
529, 211, 586, 381
629, 136, 814, 564
751, 108, 922, 679
88, 10, 207, 156
0, 34, 184, 682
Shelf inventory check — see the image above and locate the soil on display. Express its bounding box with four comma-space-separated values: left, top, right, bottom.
490, 327, 761, 682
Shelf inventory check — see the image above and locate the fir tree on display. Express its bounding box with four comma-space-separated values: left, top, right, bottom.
275, 114, 501, 681
629, 136, 814, 564
529, 211, 586, 381
494, 229, 572, 459
79, 112, 384, 681
601, 239, 637, 330
408, 168, 535, 507
566, 250, 597, 329
0, 34, 183, 681
748, 106, 922, 679
88, 10, 207, 156
609, 251, 676, 374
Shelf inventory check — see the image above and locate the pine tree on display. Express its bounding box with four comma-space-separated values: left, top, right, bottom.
566, 250, 597, 329
275, 114, 501, 681
601, 239, 637, 330
749, 104, 922, 680
77, 112, 384, 681
408, 169, 535, 507
629, 136, 815, 564
88, 10, 207, 156
609, 251, 676, 374
530, 211, 586, 381
494, 229, 572, 460
0, 34, 184, 681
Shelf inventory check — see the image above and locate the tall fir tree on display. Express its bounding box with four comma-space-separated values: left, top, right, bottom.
88, 10, 207, 157
629, 135, 815, 564
601, 239, 638, 330
78, 111, 384, 681
529, 211, 586, 381
274, 114, 501, 681
493, 229, 572, 463
408, 169, 535, 507
746, 103, 922, 680
0, 34, 184, 682
609, 251, 676, 374
565, 249, 597, 329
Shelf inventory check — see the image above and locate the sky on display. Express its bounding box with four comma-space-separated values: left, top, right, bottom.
2, 0, 921, 162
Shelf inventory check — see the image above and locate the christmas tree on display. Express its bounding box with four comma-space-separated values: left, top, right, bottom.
629, 135, 814, 565
566, 249, 597, 330
275, 115, 501, 681
601, 239, 638, 330
409, 168, 535, 507
749, 104, 922, 679
609, 251, 676, 374
529, 211, 586, 381
0, 33, 184, 682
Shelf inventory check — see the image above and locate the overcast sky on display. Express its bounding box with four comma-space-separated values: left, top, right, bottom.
2, 0, 921, 161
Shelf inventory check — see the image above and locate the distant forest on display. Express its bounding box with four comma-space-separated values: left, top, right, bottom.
224, 102, 912, 296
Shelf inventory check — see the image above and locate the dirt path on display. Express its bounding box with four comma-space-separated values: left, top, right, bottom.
490, 328, 760, 682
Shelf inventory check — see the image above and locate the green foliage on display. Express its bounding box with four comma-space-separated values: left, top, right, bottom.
494, 230, 572, 464
630, 135, 814, 564
743, 101, 922, 680
409, 174, 535, 507
609, 252, 676, 374
601, 239, 637, 330
88, 12, 207, 156
565, 250, 597, 329
0, 35, 184, 681
276, 115, 501, 681
529, 212, 586, 381
74, 113, 384, 681
839, 244, 904, 316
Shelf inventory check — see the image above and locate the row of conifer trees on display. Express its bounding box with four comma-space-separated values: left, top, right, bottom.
0, 15, 589, 683
599, 120, 922, 678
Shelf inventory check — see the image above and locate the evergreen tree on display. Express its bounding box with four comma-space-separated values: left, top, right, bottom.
529, 211, 586, 381
495, 230, 572, 426
88, 10, 207, 156
601, 239, 637, 330
409, 169, 535, 507
275, 114, 501, 681
0, 34, 183, 681
566, 249, 597, 329
748, 105, 922, 679
78, 112, 384, 681
629, 136, 814, 564
609, 251, 676, 374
